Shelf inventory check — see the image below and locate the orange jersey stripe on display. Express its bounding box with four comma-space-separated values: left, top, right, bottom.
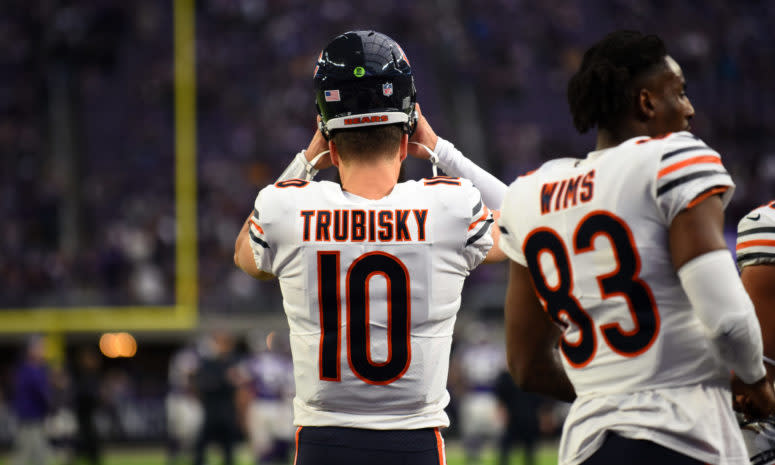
468, 205, 490, 231
657, 155, 721, 179
293, 426, 302, 465
250, 218, 264, 234
686, 187, 729, 209
434, 428, 446, 465
736, 239, 775, 251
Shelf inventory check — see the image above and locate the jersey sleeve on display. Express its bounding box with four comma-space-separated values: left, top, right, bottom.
249, 187, 276, 273
462, 184, 495, 270
736, 202, 775, 270
496, 179, 527, 266
654, 133, 735, 224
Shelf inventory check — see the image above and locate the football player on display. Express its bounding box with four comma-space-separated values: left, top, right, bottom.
737, 200, 775, 465
234, 30, 506, 465
498, 30, 775, 464
240, 331, 295, 464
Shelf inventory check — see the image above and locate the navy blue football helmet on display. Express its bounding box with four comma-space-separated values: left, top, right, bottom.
313, 31, 417, 139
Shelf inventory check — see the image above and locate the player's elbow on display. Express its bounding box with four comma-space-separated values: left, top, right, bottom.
234, 234, 245, 268
233, 241, 252, 274
234, 246, 248, 272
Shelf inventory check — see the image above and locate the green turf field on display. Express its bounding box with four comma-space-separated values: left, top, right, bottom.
0, 441, 560, 465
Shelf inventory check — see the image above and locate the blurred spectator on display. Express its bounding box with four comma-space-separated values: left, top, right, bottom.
11, 335, 52, 465
193, 330, 240, 465
239, 330, 295, 465
493, 369, 543, 465
69, 347, 103, 465
165, 341, 202, 465
2, 0, 774, 315
454, 324, 506, 464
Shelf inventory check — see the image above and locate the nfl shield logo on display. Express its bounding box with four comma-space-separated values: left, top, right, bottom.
382, 82, 393, 97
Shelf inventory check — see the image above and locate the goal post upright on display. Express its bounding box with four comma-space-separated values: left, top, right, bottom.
0, 0, 199, 333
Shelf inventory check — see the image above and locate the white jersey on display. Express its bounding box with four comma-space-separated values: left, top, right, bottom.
741, 419, 775, 465
737, 200, 775, 270
499, 132, 748, 464
737, 202, 775, 465
248, 177, 493, 429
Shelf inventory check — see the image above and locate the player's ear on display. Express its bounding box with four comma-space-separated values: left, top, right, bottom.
399, 133, 408, 162
637, 88, 657, 120
329, 140, 342, 168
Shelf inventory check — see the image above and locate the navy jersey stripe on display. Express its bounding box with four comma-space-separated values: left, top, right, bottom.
472, 199, 482, 216
737, 252, 775, 264
424, 180, 462, 186
737, 227, 775, 237
466, 219, 493, 247
249, 230, 269, 248
656, 170, 726, 197
660, 145, 709, 161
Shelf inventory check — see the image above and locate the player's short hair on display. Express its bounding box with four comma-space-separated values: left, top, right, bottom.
567, 30, 667, 133
331, 124, 404, 163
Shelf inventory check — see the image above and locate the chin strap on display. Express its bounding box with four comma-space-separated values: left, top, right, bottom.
410, 142, 439, 177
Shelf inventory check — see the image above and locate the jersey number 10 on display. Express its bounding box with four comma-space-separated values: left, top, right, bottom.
316, 251, 411, 385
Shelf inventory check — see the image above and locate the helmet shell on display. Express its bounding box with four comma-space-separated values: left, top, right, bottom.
314, 31, 417, 137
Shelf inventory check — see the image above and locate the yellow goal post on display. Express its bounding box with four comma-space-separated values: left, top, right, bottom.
0, 0, 198, 333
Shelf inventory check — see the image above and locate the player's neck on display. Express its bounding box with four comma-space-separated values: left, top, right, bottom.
338, 159, 401, 200
596, 125, 648, 150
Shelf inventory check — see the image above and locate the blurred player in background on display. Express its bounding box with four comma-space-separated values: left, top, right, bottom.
165, 339, 202, 465
493, 368, 547, 465
192, 330, 240, 465
11, 336, 52, 465
240, 330, 295, 465
69, 347, 103, 465
498, 30, 775, 464
454, 323, 506, 464
235, 30, 506, 465
736, 200, 775, 464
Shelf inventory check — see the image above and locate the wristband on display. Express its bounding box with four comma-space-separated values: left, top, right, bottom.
276, 150, 326, 182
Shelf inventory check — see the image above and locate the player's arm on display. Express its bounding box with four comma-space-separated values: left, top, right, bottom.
483, 211, 507, 264
737, 204, 775, 384
234, 214, 274, 281
670, 195, 775, 419
408, 104, 507, 208
504, 260, 576, 402
236, 125, 331, 280
741, 264, 775, 384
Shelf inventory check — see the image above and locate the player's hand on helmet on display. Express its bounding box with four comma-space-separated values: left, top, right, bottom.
732, 374, 775, 421
408, 104, 439, 160
305, 117, 333, 169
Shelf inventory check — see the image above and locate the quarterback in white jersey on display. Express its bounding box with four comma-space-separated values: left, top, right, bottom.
247, 174, 493, 429
235, 31, 506, 465
737, 201, 775, 465
498, 30, 775, 465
